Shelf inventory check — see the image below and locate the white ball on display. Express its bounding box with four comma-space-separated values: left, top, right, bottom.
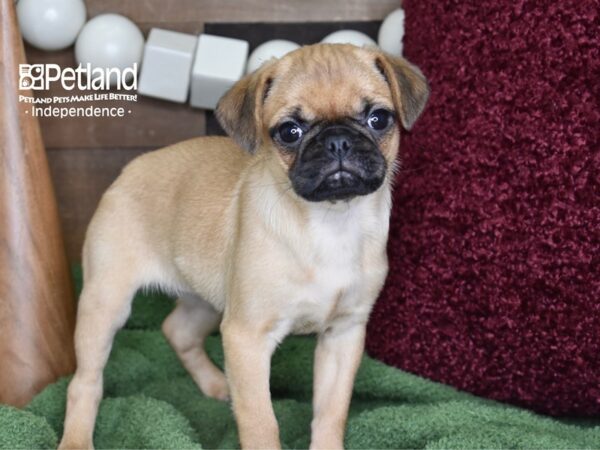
378, 8, 405, 56
17, 0, 86, 51
246, 40, 300, 74
321, 30, 377, 49
75, 14, 144, 86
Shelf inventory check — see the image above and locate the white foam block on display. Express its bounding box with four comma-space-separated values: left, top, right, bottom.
190, 34, 249, 110
138, 28, 197, 103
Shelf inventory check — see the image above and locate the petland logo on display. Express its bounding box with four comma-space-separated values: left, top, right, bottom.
19, 63, 138, 91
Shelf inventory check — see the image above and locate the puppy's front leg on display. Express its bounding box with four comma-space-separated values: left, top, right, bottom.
310, 324, 366, 450
221, 319, 281, 449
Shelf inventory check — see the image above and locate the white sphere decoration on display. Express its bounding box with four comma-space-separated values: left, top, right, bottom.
321, 30, 377, 48
17, 0, 86, 51
378, 8, 406, 56
246, 40, 300, 74
75, 14, 144, 86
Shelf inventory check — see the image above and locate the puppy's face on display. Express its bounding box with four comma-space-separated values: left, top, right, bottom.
217, 44, 429, 202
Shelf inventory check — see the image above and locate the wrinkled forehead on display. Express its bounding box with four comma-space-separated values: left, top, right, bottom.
263, 45, 393, 125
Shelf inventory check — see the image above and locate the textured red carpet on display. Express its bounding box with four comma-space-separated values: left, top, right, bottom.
366, 0, 600, 415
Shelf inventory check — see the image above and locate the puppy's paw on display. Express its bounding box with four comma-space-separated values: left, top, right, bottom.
310, 427, 344, 450
57, 436, 95, 450
197, 368, 230, 401
309, 439, 344, 450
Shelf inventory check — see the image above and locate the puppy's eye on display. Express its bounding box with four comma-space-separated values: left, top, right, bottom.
367, 109, 392, 131
278, 122, 304, 144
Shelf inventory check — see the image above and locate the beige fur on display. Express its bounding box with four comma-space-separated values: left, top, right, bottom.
58, 44, 429, 450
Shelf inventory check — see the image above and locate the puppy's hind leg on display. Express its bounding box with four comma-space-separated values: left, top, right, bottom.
162, 297, 229, 401
59, 264, 140, 450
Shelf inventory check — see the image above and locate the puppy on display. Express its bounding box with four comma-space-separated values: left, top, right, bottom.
58, 43, 429, 450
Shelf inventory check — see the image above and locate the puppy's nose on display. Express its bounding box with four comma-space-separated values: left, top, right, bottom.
324, 132, 353, 159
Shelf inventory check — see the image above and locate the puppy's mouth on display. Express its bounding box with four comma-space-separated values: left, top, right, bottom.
316, 166, 363, 201
291, 160, 385, 202
325, 169, 357, 188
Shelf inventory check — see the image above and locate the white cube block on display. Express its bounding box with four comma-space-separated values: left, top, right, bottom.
190, 34, 249, 110
138, 28, 197, 103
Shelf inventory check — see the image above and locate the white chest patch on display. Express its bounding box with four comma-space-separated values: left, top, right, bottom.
285, 201, 374, 334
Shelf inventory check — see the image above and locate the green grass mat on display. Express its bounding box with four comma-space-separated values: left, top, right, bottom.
1, 270, 598, 449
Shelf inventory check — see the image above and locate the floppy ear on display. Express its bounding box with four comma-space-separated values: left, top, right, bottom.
375, 53, 430, 130
215, 65, 273, 154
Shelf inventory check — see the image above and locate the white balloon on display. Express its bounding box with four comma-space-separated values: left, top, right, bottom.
378, 8, 405, 56
17, 0, 86, 51
246, 39, 300, 74
321, 30, 377, 48
75, 14, 144, 86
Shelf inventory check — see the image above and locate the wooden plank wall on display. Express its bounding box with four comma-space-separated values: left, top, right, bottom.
26, 0, 400, 262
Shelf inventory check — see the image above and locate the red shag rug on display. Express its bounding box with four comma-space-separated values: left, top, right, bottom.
366, 0, 600, 416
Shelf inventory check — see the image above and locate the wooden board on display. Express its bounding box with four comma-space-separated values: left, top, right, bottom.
29, 3, 400, 150
1, 0, 75, 406
86, 0, 399, 23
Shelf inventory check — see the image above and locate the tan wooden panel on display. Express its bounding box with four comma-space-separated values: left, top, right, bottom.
87, 0, 400, 23
47, 147, 148, 261
0, 0, 76, 406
